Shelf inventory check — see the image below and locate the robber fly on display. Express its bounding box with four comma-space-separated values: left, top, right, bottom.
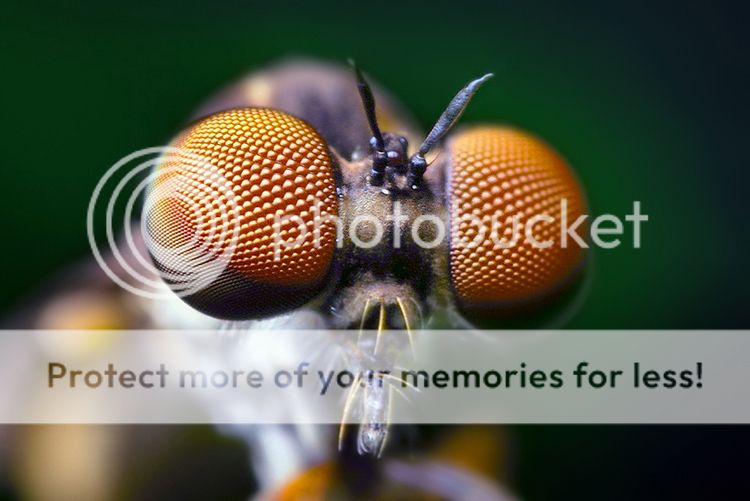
145, 59, 588, 456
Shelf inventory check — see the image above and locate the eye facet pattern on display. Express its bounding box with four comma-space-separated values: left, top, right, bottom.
448, 126, 587, 313
147, 108, 338, 320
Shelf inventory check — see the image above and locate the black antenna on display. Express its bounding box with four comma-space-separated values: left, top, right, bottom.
350, 60, 387, 184
407, 73, 494, 187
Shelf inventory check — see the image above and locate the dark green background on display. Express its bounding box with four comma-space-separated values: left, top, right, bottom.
2, 0, 748, 499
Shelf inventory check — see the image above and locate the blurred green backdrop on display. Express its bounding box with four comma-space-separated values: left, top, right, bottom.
2, 0, 748, 499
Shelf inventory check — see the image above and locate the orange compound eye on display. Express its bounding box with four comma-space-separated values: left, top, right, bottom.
447, 126, 587, 315
146, 108, 338, 320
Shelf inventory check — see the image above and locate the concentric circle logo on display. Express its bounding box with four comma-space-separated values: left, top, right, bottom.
87, 146, 241, 299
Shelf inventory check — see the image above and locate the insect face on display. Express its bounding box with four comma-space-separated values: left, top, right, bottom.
146, 60, 588, 330
143, 60, 590, 458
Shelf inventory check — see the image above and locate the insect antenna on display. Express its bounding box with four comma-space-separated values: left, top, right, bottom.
407, 73, 494, 187
350, 60, 388, 184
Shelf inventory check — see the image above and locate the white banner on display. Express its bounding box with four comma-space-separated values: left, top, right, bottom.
0, 329, 745, 424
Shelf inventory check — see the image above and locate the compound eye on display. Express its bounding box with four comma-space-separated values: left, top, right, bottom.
447, 126, 587, 317
146, 108, 338, 320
